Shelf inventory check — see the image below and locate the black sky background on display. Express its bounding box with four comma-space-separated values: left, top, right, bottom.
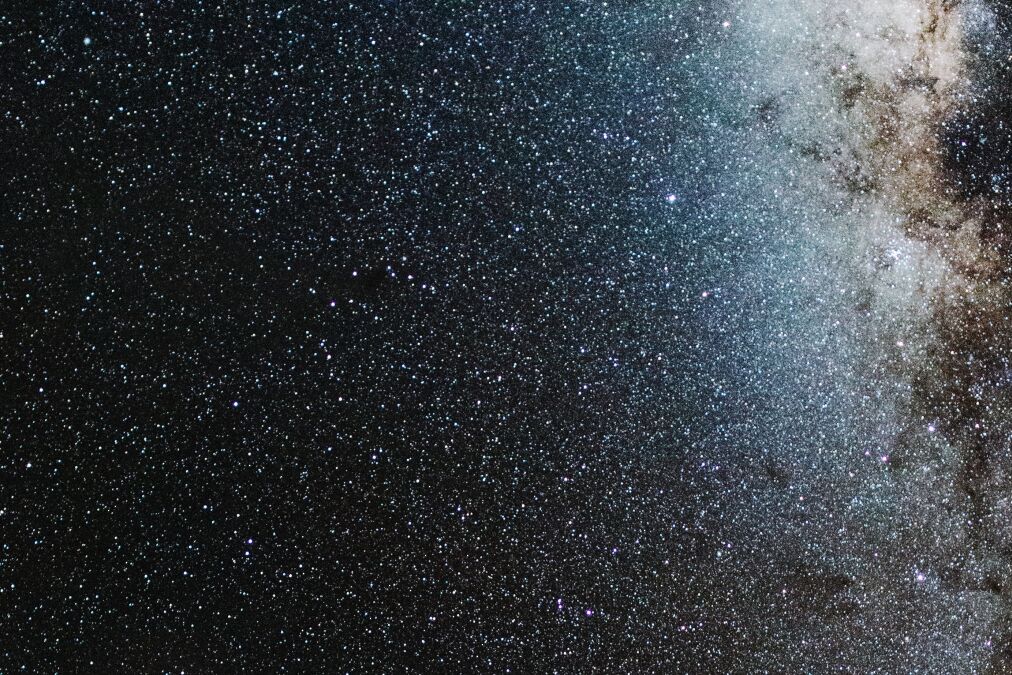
0, 1, 767, 671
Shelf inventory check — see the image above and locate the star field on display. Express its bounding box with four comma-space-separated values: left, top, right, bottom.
7, 0, 1012, 672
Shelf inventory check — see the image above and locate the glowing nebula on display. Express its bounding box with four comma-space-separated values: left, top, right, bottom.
722, 0, 1012, 668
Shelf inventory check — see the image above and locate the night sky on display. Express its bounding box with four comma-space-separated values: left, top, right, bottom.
7, 0, 1012, 672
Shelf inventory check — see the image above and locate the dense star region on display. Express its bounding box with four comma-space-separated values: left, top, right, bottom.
6, 0, 1012, 672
